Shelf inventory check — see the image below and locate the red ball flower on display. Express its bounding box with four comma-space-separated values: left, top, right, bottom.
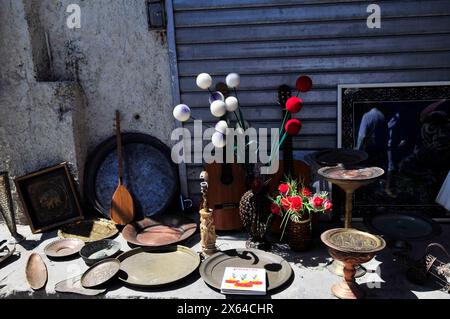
278, 183, 289, 194
300, 187, 312, 197
284, 119, 302, 136
290, 196, 303, 212
324, 200, 333, 211
296, 75, 313, 93
285, 97, 303, 114
312, 196, 324, 208
271, 203, 281, 216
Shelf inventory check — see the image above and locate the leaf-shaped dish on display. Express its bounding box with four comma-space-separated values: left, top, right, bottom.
25, 253, 47, 290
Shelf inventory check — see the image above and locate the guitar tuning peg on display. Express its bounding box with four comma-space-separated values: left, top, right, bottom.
200, 171, 209, 182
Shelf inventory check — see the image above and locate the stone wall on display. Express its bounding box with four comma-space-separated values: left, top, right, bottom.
0, 0, 175, 224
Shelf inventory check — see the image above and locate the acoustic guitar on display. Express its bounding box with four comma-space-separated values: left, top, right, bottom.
269, 85, 311, 233
203, 83, 247, 231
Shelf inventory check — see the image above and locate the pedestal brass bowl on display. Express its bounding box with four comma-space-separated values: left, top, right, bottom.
321, 228, 386, 299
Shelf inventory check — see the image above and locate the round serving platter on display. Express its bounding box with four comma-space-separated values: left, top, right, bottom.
122, 215, 197, 247
84, 133, 178, 219
116, 245, 200, 288
199, 248, 293, 292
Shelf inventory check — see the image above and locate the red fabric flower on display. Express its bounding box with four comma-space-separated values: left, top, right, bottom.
281, 197, 291, 211
271, 203, 281, 215
296, 75, 313, 93
300, 187, 312, 197
285, 97, 303, 114
290, 196, 303, 212
278, 183, 289, 194
285, 119, 302, 136
324, 200, 333, 211
312, 196, 324, 208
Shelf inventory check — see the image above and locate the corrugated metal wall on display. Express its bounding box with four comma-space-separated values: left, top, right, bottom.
170, 0, 450, 201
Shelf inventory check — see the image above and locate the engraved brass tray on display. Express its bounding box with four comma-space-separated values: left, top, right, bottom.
58, 218, 118, 242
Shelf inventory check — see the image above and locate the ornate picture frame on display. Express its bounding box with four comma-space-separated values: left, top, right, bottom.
337, 82, 450, 218
14, 162, 84, 233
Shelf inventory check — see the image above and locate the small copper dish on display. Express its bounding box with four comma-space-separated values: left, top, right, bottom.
321, 228, 386, 299
79, 240, 121, 265
44, 238, 85, 258
25, 253, 48, 290
80, 258, 120, 288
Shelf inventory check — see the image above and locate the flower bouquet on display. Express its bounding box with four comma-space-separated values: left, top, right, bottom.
270, 177, 332, 251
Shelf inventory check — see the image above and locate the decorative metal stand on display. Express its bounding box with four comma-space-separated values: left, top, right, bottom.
318, 165, 384, 277
199, 171, 218, 257
0, 172, 24, 243
321, 228, 386, 299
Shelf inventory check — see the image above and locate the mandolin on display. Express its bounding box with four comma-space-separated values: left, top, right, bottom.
269, 85, 311, 233
203, 82, 247, 231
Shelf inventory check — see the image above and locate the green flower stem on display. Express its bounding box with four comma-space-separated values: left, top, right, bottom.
279, 111, 291, 135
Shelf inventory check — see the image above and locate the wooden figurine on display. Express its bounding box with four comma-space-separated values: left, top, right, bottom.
199, 171, 218, 256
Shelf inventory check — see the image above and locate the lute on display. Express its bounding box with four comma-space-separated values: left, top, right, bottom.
203, 82, 247, 231
269, 85, 311, 233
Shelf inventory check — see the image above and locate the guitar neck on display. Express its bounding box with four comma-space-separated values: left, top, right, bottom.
282, 119, 294, 176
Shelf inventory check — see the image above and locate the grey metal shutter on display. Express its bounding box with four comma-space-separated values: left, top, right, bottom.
168, 0, 450, 201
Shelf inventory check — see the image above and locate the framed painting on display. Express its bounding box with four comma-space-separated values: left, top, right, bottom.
337, 82, 450, 219
14, 162, 84, 233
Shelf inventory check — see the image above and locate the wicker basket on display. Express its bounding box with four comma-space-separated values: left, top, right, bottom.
287, 217, 312, 252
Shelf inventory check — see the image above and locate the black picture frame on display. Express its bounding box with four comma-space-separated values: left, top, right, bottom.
14, 162, 84, 233
338, 82, 450, 219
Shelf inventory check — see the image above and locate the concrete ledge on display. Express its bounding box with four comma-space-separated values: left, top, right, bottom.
0, 223, 449, 299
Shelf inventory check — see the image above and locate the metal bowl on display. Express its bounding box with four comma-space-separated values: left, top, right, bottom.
79, 240, 121, 265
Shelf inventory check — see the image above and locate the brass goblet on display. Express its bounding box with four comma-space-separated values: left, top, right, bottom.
318, 165, 384, 277
321, 228, 386, 299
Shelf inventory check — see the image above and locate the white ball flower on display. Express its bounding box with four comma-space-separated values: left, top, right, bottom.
225, 96, 239, 112
212, 132, 226, 148
210, 100, 226, 117
209, 91, 225, 104
226, 73, 240, 88
172, 104, 191, 122
215, 120, 228, 134
196, 73, 212, 90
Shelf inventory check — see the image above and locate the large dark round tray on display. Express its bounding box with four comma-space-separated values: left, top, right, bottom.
84, 133, 178, 219
199, 248, 293, 292
364, 212, 441, 241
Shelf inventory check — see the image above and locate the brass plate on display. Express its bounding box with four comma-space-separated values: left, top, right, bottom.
80, 258, 120, 288
58, 218, 118, 242
25, 253, 48, 290
199, 249, 293, 292
44, 238, 84, 258
321, 228, 386, 254
122, 216, 197, 247
116, 245, 200, 287
55, 274, 106, 296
